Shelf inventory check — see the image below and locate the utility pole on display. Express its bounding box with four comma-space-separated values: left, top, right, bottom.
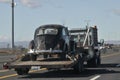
11, 0, 14, 49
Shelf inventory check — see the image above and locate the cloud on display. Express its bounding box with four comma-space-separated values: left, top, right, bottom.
0, 0, 11, 3
112, 9, 120, 16
0, 0, 41, 8
20, 0, 40, 8
0, 0, 61, 8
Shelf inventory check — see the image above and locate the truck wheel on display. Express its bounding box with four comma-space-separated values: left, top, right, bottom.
87, 55, 101, 67
15, 68, 30, 75
98, 51, 101, 65
87, 57, 97, 67
73, 55, 84, 73
97, 55, 101, 65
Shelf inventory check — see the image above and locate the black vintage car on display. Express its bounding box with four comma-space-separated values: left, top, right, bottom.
29, 24, 71, 59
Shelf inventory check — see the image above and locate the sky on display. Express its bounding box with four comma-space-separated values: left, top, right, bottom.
0, 0, 120, 42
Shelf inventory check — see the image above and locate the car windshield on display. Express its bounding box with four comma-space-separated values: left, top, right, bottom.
37, 28, 58, 35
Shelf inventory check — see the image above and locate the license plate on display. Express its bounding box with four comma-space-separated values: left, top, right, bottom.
31, 66, 40, 70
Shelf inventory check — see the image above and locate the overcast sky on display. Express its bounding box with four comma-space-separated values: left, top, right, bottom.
0, 0, 120, 42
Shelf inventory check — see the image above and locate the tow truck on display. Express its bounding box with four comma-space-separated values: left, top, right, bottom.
3, 24, 103, 75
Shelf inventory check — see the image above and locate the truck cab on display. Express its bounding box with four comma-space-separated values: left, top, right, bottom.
69, 26, 101, 67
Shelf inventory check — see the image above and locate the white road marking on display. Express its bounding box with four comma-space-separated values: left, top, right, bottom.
90, 75, 101, 80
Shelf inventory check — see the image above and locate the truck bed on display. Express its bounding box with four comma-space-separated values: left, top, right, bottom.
9, 60, 75, 69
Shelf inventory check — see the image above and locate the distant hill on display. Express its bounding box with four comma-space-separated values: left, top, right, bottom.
0, 40, 120, 48
15, 41, 30, 48
105, 40, 120, 45
0, 42, 10, 48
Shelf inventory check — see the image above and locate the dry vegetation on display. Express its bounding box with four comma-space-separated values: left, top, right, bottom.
0, 48, 28, 54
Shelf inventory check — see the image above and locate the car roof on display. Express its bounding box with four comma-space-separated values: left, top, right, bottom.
37, 24, 65, 29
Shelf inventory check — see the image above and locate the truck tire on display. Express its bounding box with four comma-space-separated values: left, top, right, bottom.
87, 57, 97, 67
97, 55, 101, 65
73, 55, 84, 73
15, 68, 30, 75
87, 54, 101, 67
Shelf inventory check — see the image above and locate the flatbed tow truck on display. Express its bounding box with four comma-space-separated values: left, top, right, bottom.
3, 24, 103, 75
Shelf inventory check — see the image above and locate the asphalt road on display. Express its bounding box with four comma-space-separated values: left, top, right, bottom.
0, 48, 120, 80
0, 53, 16, 70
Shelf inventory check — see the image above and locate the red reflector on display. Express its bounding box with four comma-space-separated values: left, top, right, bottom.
3, 63, 9, 69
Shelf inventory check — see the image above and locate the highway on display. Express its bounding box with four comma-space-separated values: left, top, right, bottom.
0, 48, 120, 80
